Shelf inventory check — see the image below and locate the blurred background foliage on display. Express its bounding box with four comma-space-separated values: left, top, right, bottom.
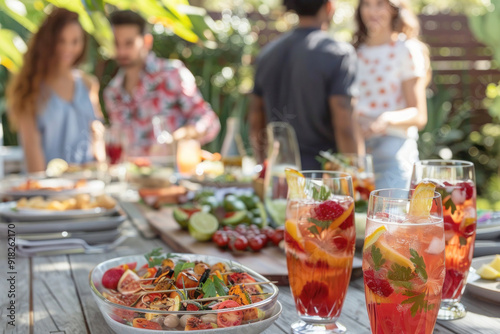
0, 0, 499, 208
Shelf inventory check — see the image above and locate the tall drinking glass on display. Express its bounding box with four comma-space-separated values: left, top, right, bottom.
363, 189, 445, 333
411, 160, 476, 320
264, 122, 301, 226
285, 171, 355, 333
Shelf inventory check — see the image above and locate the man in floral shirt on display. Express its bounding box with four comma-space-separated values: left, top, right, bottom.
104, 10, 220, 154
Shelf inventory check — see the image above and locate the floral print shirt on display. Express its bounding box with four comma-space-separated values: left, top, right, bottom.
104, 53, 220, 154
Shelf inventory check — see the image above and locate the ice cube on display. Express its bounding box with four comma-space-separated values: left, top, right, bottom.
426, 236, 445, 254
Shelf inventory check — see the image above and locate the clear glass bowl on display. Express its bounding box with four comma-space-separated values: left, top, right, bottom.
89, 253, 280, 333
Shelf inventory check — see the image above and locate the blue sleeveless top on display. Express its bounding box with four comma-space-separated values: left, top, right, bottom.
37, 72, 97, 164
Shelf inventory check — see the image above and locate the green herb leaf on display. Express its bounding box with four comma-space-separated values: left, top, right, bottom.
201, 279, 217, 298
312, 185, 331, 201
213, 275, 229, 296
459, 236, 467, 246
308, 217, 332, 230
444, 197, 457, 215
371, 245, 386, 271
388, 263, 414, 283
410, 249, 428, 282
401, 291, 433, 317
144, 248, 165, 268
308, 225, 320, 235
173, 260, 186, 278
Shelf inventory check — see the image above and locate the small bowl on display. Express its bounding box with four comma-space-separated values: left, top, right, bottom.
89, 253, 280, 333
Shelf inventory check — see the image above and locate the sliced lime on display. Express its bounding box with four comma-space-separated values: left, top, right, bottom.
188, 212, 219, 241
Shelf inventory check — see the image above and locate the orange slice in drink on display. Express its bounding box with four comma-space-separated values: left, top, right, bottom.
363, 226, 386, 251
285, 219, 304, 250
285, 168, 306, 199
409, 181, 437, 217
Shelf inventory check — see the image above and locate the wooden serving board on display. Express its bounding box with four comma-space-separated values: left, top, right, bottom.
144, 207, 290, 285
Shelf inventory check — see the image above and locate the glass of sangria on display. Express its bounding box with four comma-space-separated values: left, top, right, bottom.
411, 160, 476, 320
284, 169, 355, 333
362, 184, 445, 334
320, 152, 375, 202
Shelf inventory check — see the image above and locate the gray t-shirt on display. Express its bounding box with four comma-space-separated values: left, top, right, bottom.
253, 27, 357, 170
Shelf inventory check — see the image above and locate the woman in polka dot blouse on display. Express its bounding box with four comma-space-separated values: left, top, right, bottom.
353, 0, 430, 188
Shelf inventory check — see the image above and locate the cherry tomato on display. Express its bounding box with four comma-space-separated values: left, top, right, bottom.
222, 225, 233, 231
270, 229, 284, 246
260, 226, 275, 239
132, 318, 162, 330
235, 224, 248, 235
230, 235, 248, 251
248, 224, 260, 234
186, 303, 200, 311
248, 236, 265, 251
215, 300, 243, 328
258, 233, 269, 245
212, 231, 229, 248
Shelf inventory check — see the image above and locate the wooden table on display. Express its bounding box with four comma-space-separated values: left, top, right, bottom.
1, 220, 500, 334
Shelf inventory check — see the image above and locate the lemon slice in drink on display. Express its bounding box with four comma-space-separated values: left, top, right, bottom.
46, 158, 69, 177
476, 264, 500, 280
409, 181, 437, 216
285, 168, 306, 199
376, 238, 415, 269
363, 226, 386, 251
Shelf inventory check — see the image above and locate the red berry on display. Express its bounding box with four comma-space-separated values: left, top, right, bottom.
443, 215, 457, 231
338, 213, 354, 230
442, 269, 464, 298
332, 235, 348, 251
463, 223, 475, 238
364, 269, 394, 297
313, 200, 344, 221
457, 182, 474, 200
297, 281, 331, 317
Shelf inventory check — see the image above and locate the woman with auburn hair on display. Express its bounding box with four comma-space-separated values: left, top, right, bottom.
6, 7, 104, 173
353, 0, 430, 188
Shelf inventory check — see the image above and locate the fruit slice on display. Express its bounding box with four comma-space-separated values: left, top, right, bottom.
329, 202, 354, 231
409, 181, 437, 216
476, 264, 500, 280
117, 269, 141, 295
375, 238, 414, 269
285, 168, 306, 199
285, 220, 303, 246
363, 226, 386, 251
489, 255, 500, 272
304, 240, 352, 268
46, 158, 69, 177
188, 212, 219, 241
173, 207, 190, 228
102, 267, 125, 290
222, 211, 247, 225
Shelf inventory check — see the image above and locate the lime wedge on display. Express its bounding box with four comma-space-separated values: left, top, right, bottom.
188, 212, 219, 241
409, 181, 437, 216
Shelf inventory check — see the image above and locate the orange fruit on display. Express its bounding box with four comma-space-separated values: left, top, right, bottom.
285, 168, 306, 199
409, 181, 437, 217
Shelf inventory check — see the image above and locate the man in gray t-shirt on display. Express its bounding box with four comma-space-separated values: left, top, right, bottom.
250, 0, 363, 170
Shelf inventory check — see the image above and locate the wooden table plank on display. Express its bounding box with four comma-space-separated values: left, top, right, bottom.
0, 233, 30, 334
32, 255, 88, 334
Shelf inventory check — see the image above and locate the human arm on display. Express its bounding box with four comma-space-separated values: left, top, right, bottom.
173, 63, 220, 145
330, 96, 365, 155
360, 76, 427, 137
249, 94, 267, 164
81, 72, 104, 120
82, 72, 106, 162
17, 113, 46, 173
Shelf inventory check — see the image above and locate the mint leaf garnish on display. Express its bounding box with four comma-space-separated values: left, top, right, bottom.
312, 185, 331, 201
371, 245, 386, 271
410, 248, 428, 282
401, 291, 430, 317
144, 248, 165, 268
444, 197, 457, 215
